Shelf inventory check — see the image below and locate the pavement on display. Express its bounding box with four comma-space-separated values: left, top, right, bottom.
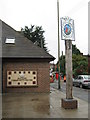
2, 87, 88, 119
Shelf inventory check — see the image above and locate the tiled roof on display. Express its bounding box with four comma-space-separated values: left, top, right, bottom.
1, 20, 55, 61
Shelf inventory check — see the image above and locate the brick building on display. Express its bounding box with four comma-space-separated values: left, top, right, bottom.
1, 20, 55, 93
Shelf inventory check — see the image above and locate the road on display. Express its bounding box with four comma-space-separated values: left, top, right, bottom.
50, 80, 90, 102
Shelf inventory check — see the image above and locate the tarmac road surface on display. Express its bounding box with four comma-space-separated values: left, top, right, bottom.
50, 80, 90, 102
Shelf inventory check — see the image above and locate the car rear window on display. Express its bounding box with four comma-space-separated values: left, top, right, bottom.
84, 75, 90, 79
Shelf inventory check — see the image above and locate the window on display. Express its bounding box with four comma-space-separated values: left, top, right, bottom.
5, 38, 15, 44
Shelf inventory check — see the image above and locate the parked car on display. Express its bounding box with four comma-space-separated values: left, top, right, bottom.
73, 75, 90, 88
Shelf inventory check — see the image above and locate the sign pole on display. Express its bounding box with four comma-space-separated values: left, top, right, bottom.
65, 40, 73, 99
61, 17, 78, 109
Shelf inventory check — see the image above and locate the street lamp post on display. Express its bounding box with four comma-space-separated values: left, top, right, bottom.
57, 0, 61, 89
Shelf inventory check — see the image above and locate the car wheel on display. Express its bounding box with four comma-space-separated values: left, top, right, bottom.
79, 83, 82, 88
82, 85, 84, 88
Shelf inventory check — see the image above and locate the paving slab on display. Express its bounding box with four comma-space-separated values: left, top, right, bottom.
2, 87, 88, 118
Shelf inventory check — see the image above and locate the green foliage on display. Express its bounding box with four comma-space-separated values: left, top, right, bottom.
72, 44, 81, 55
21, 25, 48, 52
72, 54, 88, 77
57, 44, 88, 77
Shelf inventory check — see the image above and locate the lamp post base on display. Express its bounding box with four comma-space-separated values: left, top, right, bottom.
61, 98, 78, 109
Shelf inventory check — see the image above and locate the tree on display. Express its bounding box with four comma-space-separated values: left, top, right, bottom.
72, 44, 88, 77
58, 44, 88, 77
21, 25, 48, 52
72, 44, 81, 55
72, 54, 88, 77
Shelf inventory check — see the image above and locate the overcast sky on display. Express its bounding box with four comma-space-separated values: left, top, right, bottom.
0, 0, 89, 63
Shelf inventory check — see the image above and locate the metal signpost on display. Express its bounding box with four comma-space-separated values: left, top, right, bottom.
60, 17, 78, 109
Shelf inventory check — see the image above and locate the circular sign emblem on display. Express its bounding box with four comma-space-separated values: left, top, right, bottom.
64, 24, 71, 35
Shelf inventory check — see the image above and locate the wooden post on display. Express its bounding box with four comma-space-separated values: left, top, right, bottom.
61, 40, 78, 109
65, 40, 73, 99
60, 17, 78, 109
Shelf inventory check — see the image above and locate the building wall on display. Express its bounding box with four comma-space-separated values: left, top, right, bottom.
2, 59, 50, 93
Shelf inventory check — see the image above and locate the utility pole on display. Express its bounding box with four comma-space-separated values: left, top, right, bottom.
57, 0, 61, 89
